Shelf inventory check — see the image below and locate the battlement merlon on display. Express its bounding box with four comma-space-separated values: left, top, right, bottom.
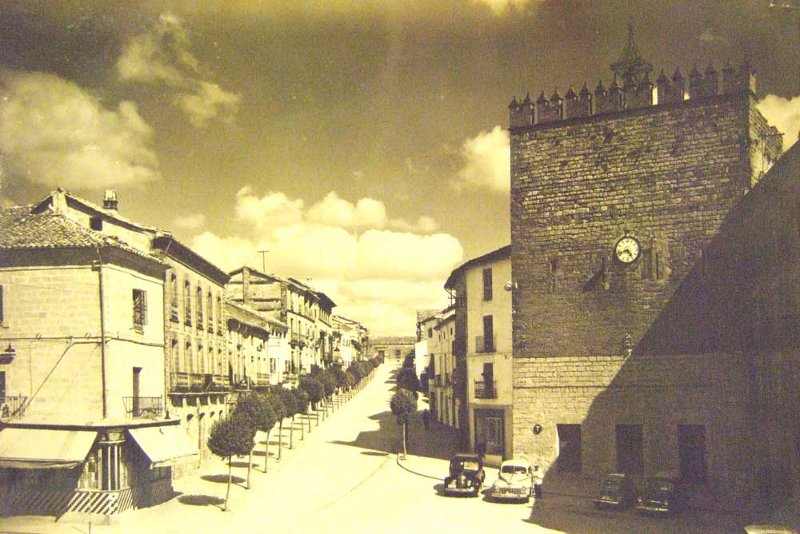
508, 61, 758, 131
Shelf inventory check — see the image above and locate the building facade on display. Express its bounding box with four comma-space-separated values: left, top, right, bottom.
509, 31, 783, 511
445, 246, 512, 466
0, 201, 195, 517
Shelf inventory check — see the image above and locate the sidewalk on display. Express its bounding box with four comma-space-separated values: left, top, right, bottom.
0, 370, 380, 534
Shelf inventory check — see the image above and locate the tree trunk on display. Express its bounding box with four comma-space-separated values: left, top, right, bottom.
224, 457, 232, 511
289, 415, 295, 447
402, 419, 408, 459
277, 420, 283, 460
263, 428, 270, 472
247, 449, 253, 489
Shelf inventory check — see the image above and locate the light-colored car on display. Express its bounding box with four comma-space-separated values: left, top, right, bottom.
488, 458, 533, 503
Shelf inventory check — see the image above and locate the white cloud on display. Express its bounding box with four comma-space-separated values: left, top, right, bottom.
757, 94, 800, 152
189, 188, 463, 335
117, 12, 240, 127
307, 191, 388, 230
0, 70, 159, 189
454, 125, 510, 193
388, 215, 438, 233
472, 0, 537, 16
172, 213, 206, 230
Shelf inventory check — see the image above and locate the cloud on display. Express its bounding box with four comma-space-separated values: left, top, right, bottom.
117, 12, 240, 127
307, 191, 387, 230
388, 215, 438, 233
454, 125, 510, 193
189, 188, 462, 335
0, 70, 159, 189
172, 213, 206, 230
757, 94, 800, 152
472, 0, 537, 15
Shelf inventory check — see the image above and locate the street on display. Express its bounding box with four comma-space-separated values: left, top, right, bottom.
0, 362, 760, 534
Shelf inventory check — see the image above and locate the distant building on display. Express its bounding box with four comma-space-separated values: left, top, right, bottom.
509, 28, 785, 511
445, 245, 512, 466
226, 267, 336, 379
0, 201, 195, 517
371, 336, 415, 363
332, 315, 369, 367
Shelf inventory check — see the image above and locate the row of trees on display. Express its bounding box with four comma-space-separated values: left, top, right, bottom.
206, 357, 383, 510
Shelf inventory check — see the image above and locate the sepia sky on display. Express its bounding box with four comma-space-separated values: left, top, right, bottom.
2, 0, 800, 335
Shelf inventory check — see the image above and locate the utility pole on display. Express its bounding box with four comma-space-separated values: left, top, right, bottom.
258, 249, 269, 272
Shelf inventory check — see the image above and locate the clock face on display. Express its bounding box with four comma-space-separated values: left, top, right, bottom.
614, 236, 640, 264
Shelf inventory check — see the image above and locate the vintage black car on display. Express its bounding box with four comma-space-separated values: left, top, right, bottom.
443, 453, 485, 497
593, 473, 637, 509
636, 474, 685, 515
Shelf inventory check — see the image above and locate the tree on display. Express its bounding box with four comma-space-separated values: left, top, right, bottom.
343, 370, 356, 393
265, 388, 287, 462
299, 374, 324, 428
232, 393, 275, 482
321, 370, 337, 407
279, 387, 299, 448
390, 388, 417, 459
396, 366, 420, 393
207, 413, 256, 511
293, 387, 310, 436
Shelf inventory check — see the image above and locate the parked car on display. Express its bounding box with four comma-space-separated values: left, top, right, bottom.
593, 472, 637, 509
443, 453, 485, 497
636, 474, 685, 515
488, 458, 533, 503
743, 525, 797, 534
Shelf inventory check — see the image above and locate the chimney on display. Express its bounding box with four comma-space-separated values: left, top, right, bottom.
103, 190, 118, 211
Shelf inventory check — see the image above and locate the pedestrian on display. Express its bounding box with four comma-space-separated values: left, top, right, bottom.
532, 464, 544, 499
422, 409, 430, 430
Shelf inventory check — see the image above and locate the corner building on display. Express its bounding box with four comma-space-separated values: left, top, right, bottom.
509, 33, 784, 511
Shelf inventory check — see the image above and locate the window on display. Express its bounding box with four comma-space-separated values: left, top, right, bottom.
207, 290, 213, 331
557, 424, 582, 473
483, 315, 494, 352
616, 424, 644, 475
90, 216, 103, 231
169, 273, 179, 322
184, 281, 192, 326
427, 328, 433, 338
216, 295, 223, 332
482, 268, 493, 301
196, 286, 204, 329
0, 285, 4, 325
132, 289, 147, 331
678, 425, 707, 484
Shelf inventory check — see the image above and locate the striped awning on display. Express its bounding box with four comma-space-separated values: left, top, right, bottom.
127, 425, 198, 465
0, 428, 97, 469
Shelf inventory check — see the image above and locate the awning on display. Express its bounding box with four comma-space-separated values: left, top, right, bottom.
128, 425, 198, 465
0, 428, 97, 469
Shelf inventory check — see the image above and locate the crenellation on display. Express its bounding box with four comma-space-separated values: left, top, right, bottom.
509, 61, 756, 130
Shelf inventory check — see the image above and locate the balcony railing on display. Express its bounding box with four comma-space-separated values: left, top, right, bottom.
474, 380, 497, 399
0, 395, 27, 420
474, 335, 495, 353
123, 396, 163, 418
170, 372, 229, 393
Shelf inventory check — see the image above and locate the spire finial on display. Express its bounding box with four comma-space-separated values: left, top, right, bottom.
610, 21, 652, 88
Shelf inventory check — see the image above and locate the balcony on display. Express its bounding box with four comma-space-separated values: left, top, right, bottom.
474, 335, 495, 353
0, 395, 27, 420
123, 396, 163, 418
171, 372, 229, 393
474, 380, 497, 399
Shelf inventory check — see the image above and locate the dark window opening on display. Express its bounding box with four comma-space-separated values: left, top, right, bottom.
557, 424, 582, 473
616, 424, 644, 475
483, 268, 493, 301
0, 285, 4, 325
90, 216, 103, 231
678, 424, 707, 484
482, 315, 494, 352
132, 289, 147, 331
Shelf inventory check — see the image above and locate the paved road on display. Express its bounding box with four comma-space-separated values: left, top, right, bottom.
0, 362, 776, 533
